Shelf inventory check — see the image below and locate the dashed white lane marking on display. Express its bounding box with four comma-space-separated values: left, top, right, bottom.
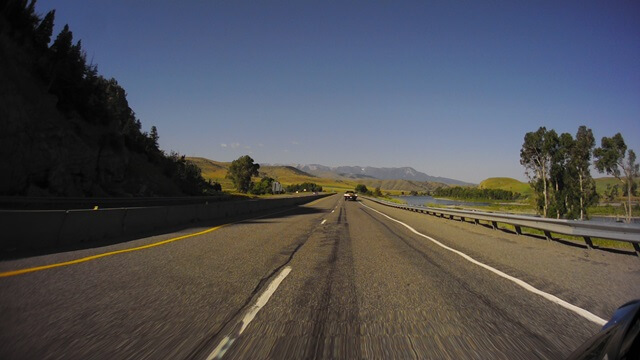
359, 202, 607, 326
207, 266, 293, 359
321, 219, 327, 225
331, 210, 335, 213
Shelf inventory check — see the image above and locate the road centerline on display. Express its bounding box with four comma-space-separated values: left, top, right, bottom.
359, 201, 607, 326
207, 266, 292, 360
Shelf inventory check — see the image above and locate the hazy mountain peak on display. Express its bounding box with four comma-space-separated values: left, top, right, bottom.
286, 164, 473, 186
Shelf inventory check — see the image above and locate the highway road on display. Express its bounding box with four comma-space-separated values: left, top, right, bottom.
1, 194, 639, 359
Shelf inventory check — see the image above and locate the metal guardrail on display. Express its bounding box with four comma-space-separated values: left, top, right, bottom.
362, 196, 640, 256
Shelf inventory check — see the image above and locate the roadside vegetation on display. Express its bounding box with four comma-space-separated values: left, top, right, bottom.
286, 183, 323, 193
520, 126, 637, 222
1, 1, 216, 196
432, 187, 520, 201
425, 127, 638, 224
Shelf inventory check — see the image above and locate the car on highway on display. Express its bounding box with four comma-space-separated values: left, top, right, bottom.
344, 191, 358, 201
568, 299, 640, 360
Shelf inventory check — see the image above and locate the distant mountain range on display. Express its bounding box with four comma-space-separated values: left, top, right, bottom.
264, 163, 473, 186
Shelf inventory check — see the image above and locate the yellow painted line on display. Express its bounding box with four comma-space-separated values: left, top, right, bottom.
0, 197, 334, 279
0, 225, 227, 278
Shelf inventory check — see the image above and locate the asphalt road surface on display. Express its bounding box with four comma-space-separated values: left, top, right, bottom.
1, 194, 639, 359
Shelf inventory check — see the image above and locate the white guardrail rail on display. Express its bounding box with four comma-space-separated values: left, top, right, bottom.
362, 196, 640, 257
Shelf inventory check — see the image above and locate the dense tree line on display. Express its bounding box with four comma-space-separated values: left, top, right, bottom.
432, 187, 520, 201
1, 1, 216, 195
521, 126, 637, 222
286, 183, 323, 193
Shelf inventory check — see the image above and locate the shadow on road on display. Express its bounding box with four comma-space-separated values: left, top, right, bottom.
0, 204, 327, 261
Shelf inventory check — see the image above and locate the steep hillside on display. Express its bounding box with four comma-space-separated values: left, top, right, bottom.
187, 157, 229, 178
0, 4, 212, 196
479, 177, 531, 195
358, 179, 446, 192
186, 157, 234, 189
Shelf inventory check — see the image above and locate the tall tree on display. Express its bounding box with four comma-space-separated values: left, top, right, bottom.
520, 127, 558, 217
149, 126, 159, 149
569, 126, 597, 220
594, 133, 639, 223
549, 132, 572, 218
34, 9, 54, 48
47, 23, 73, 91
226, 155, 260, 193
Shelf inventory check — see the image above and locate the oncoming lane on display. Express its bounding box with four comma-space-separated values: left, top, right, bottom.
0, 194, 340, 360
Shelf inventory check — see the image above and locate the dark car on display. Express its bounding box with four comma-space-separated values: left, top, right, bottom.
567, 300, 640, 360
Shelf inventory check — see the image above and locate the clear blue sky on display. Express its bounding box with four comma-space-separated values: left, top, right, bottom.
37, 1, 639, 183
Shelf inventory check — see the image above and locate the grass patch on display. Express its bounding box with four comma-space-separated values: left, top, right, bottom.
496, 223, 634, 250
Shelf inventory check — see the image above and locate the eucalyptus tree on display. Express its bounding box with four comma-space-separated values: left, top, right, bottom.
520, 127, 558, 217
549, 132, 573, 218
227, 155, 260, 193
594, 133, 639, 223
569, 126, 598, 220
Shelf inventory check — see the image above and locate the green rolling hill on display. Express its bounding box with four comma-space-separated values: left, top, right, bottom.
478, 177, 531, 196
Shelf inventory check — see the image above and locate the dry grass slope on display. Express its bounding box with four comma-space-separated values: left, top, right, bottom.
479, 177, 532, 195
187, 157, 448, 193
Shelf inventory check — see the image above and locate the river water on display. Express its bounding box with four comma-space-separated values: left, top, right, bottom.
393, 196, 639, 224
393, 195, 490, 207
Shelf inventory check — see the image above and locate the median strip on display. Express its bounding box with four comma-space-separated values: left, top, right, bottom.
0, 204, 315, 278
360, 201, 608, 326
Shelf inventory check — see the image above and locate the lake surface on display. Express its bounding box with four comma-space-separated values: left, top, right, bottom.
393, 196, 490, 207
393, 196, 640, 224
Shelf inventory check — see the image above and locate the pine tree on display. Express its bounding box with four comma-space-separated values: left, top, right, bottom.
34, 9, 54, 48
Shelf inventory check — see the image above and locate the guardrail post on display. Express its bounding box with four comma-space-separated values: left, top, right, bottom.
460, 217, 465, 222
514, 226, 522, 235
491, 221, 498, 230
583, 236, 594, 249
544, 231, 553, 241
474, 219, 480, 225
633, 243, 640, 257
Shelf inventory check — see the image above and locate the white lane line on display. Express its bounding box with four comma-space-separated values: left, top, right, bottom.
207, 266, 293, 360
359, 202, 607, 326
321, 219, 327, 225
331, 210, 335, 213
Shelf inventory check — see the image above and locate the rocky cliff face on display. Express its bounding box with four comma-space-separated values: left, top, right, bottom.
0, 35, 182, 197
